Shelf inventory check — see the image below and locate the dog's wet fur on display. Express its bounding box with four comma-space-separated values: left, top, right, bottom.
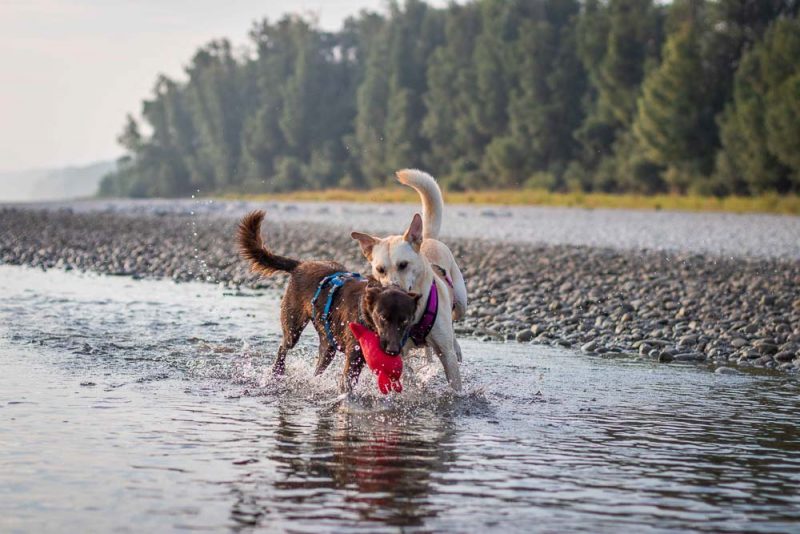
237, 211, 420, 392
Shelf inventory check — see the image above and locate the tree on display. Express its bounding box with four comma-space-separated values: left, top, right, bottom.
421, 2, 485, 186
99, 0, 800, 198
184, 40, 246, 192
505, 0, 586, 187
574, 0, 663, 191
632, 4, 717, 193
354, 21, 391, 186
716, 14, 800, 193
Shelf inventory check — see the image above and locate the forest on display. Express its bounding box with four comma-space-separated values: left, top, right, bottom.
99, 0, 800, 198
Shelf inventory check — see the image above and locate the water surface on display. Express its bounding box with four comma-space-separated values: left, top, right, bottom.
1, 265, 799, 532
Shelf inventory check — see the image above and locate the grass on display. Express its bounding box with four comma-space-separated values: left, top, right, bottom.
220, 188, 800, 215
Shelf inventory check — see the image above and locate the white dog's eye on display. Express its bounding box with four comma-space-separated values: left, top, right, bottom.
397, 261, 408, 271
376, 266, 386, 275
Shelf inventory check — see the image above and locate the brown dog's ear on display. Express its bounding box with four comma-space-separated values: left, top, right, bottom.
403, 213, 423, 251
364, 285, 382, 307
351, 232, 378, 260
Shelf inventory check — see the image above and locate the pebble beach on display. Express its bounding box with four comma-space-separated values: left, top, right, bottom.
2, 201, 799, 372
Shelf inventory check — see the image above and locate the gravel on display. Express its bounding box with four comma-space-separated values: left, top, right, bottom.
2, 205, 799, 372
9, 197, 800, 259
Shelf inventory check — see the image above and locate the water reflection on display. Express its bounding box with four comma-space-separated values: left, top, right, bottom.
229, 400, 458, 530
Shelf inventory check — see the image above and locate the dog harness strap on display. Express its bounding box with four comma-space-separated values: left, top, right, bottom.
432, 264, 454, 289
311, 272, 362, 351
408, 281, 438, 346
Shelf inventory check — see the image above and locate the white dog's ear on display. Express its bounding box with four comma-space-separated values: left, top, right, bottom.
403, 213, 423, 251
351, 231, 378, 260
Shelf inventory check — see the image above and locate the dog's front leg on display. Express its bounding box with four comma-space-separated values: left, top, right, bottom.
314, 334, 337, 376
428, 303, 463, 392
434, 345, 462, 392
339, 348, 365, 393
429, 331, 462, 392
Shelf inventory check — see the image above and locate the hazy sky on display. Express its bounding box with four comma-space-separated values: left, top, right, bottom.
0, 0, 446, 172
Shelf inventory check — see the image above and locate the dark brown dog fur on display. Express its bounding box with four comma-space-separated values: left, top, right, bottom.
237, 211, 419, 392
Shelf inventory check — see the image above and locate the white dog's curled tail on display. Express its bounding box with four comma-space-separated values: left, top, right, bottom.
396, 169, 443, 240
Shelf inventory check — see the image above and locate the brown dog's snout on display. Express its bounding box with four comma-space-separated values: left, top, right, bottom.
381, 336, 403, 356
381, 338, 402, 356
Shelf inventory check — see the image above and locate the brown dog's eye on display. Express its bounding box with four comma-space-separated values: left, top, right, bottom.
397, 261, 408, 271
376, 266, 386, 275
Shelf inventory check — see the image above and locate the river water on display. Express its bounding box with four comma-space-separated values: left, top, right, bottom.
2, 265, 799, 533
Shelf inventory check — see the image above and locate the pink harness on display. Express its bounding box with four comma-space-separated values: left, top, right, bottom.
405, 272, 454, 347
407, 282, 438, 346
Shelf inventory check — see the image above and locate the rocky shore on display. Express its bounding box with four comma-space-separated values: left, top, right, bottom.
2, 206, 799, 372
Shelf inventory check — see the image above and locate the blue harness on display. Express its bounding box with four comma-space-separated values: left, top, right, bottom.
311, 271, 363, 351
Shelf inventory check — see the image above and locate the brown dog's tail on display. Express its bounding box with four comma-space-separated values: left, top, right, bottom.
236, 210, 300, 276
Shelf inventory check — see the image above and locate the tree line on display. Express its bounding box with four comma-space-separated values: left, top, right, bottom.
99, 0, 800, 198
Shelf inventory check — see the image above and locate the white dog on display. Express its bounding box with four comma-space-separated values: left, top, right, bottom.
351, 169, 467, 391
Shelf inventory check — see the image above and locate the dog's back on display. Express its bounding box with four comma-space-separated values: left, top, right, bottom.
396, 170, 468, 320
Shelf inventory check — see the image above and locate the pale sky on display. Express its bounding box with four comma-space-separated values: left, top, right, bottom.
0, 0, 446, 172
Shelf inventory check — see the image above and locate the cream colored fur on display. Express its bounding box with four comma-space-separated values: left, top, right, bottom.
395, 169, 468, 321
351, 170, 469, 392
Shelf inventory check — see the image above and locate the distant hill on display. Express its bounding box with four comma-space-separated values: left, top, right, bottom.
0, 160, 115, 202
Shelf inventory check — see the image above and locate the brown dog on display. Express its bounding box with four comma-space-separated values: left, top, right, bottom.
237, 211, 420, 392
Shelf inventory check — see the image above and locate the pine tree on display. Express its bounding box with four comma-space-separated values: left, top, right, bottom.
504, 0, 586, 186
633, 6, 717, 193
383, 1, 444, 177
716, 15, 800, 193
574, 0, 664, 190
354, 21, 390, 187
184, 40, 246, 191
421, 2, 484, 186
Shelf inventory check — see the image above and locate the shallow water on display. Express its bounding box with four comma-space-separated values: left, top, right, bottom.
1, 265, 800, 533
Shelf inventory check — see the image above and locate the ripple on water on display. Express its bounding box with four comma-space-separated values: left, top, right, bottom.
1, 264, 800, 533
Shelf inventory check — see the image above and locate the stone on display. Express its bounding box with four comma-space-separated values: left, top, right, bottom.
731, 338, 748, 348
674, 352, 705, 362
641, 338, 670, 346
744, 350, 761, 360
754, 355, 774, 366
754, 341, 778, 355
515, 329, 534, 342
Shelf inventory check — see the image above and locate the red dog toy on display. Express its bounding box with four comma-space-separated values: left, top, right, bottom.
349, 322, 403, 394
